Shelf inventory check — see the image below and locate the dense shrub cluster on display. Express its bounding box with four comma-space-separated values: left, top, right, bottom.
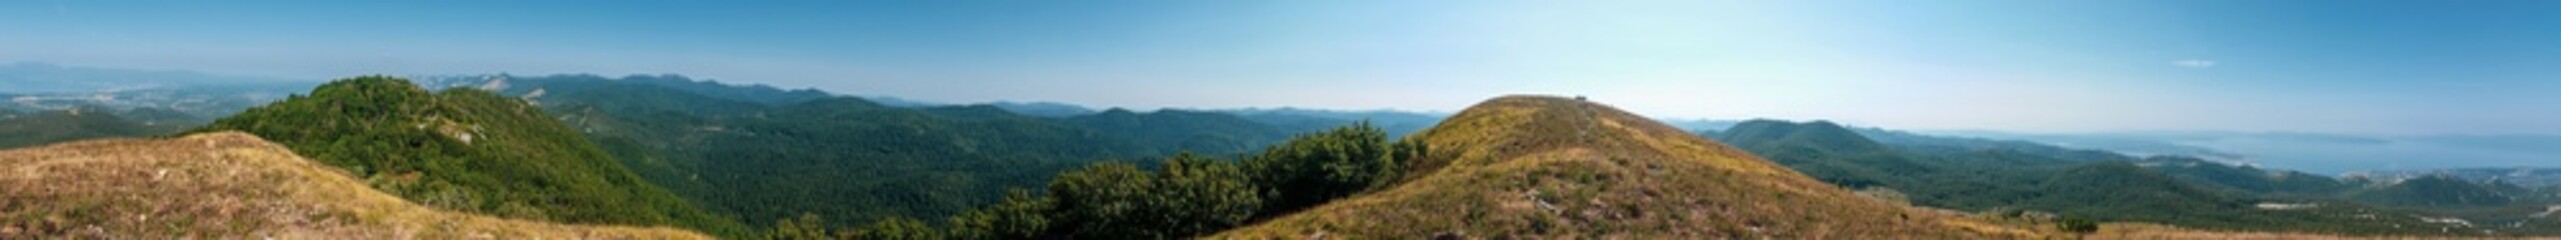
194, 76, 748, 235
764, 123, 1425, 239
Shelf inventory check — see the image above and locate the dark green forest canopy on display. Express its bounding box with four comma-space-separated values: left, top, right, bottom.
0, 108, 189, 149
59, 74, 2556, 238
486, 75, 1384, 231
193, 76, 749, 236
184, 75, 1427, 238
778, 123, 1423, 240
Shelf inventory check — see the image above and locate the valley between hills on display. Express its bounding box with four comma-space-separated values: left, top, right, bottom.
5, 76, 2556, 239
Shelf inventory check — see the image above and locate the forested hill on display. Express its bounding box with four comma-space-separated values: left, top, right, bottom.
191, 76, 748, 236
1718, 120, 1890, 154
1713, 119, 2558, 235
1062, 108, 1304, 155
447, 74, 1364, 231
796, 95, 2028, 239
1214, 108, 1445, 139
0, 107, 191, 149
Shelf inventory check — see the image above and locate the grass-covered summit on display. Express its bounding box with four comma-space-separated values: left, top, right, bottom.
1217, 95, 2029, 238
193, 76, 745, 235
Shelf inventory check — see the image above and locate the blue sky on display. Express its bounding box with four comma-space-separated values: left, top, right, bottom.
4, 0, 2557, 135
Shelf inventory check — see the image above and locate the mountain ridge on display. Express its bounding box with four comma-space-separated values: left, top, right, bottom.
1217, 95, 2025, 238
190, 76, 748, 235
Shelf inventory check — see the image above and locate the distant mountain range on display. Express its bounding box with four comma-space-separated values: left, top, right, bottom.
2350, 168, 2561, 189
5, 69, 2558, 238
404, 74, 1465, 234
856, 95, 1451, 137
9, 65, 2561, 237
857, 96, 1100, 118
1933, 130, 2561, 175
12, 62, 2547, 178
1717, 119, 2561, 234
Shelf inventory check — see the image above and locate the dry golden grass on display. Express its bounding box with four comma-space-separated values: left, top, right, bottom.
1213, 95, 2042, 239
0, 131, 709, 239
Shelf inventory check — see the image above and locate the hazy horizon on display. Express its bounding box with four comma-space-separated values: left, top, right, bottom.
6, 1, 2558, 135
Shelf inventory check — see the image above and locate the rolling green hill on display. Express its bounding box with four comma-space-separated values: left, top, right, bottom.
1715, 120, 1933, 189
427, 74, 1378, 231
2019, 161, 2253, 227
2135, 156, 2351, 197
1062, 108, 1303, 155
191, 76, 748, 236
1719, 119, 2505, 235
2352, 175, 2523, 208
672, 96, 1157, 226
0, 108, 189, 149
746, 95, 2040, 239
493, 76, 1239, 229
1719, 120, 1891, 154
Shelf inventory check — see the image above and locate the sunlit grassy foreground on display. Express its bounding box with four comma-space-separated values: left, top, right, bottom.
0, 132, 707, 239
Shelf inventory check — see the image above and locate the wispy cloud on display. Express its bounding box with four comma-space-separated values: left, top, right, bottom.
2172, 59, 2217, 68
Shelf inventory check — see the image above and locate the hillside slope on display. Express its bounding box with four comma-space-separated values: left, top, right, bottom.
192, 77, 745, 235
2351, 175, 2521, 208
1715, 120, 1937, 189
0, 108, 189, 149
0, 132, 708, 239
1218, 95, 2028, 238
479, 75, 1350, 228
1715, 119, 2468, 234
1063, 108, 1302, 155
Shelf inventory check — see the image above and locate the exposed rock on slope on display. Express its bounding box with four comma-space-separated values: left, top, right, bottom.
0, 132, 708, 239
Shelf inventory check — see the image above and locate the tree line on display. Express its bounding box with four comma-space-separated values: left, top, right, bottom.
766, 122, 1428, 240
